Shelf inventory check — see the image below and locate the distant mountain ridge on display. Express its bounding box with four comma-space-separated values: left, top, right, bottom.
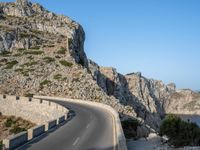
0, 0, 199, 137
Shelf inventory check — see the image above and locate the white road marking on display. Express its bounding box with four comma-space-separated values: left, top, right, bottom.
73, 137, 80, 146
86, 123, 90, 129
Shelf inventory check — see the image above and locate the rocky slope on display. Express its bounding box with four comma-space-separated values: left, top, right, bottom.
0, 0, 197, 137
165, 89, 200, 115
0, 0, 87, 66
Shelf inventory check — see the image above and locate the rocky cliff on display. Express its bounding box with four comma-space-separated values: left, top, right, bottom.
0, 0, 87, 66
165, 89, 200, 115
88, 60, 176, 131
0, 0, 195, 137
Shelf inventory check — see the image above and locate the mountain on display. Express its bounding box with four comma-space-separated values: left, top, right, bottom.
0, 0, 197, 137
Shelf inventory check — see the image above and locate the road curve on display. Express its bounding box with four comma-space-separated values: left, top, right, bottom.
18, 100, 115, 150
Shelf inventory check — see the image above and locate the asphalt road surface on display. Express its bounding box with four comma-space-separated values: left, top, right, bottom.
18, 100, 115, 150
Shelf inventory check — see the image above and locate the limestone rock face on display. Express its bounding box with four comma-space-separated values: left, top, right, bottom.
88, 60, 176, 130
165, 89, 200, 115
0, 0, 87, 66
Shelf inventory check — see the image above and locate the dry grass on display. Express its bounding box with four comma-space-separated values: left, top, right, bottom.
0, 113, 35, 141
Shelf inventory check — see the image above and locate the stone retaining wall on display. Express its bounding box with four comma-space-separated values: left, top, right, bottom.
0, 95, 68, 124
0, 94, 69, 149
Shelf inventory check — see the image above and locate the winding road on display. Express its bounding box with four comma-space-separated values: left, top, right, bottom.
18, 100, 115, 150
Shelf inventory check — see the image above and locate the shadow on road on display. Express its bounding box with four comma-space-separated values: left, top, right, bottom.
17, 118, 74, 150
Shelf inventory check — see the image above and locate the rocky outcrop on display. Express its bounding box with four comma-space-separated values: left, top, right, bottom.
165, 89, 200, 114
0, 0, 87, 66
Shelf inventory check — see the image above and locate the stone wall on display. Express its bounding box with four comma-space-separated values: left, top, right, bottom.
0, 95, 68, 124
1, 94, 69, 149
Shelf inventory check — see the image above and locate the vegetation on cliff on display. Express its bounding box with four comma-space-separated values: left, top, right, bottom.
159, 114, 200, 147
121, 119, 140, 139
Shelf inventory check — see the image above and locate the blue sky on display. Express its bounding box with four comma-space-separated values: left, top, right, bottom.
2, 0, 200, 90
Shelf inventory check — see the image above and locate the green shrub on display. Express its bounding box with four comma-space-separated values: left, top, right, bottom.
13, 53, 23, 57
4, 60, 18, 69
59, 60, 73, 67
62, 77, 67, 81
22, 61, 38, 67
159, 114, 200, 147
10, 126, 26, 134
121, 119, 140, 139
0, 58, 7, 63
72, 78, 80, 83
30, 46, 40, 50
57, 47, 66, 55
24, 93, 34, 97
0, 141, 3, 150
24, 51, 43, 55
30, 29, 44, 35
15, 68, 34, 76
53, 74, 62, 80
15, 68, 23, 72
40, 80, 51, 89
17, 48, 26, 52
0, 51, 11, 57
4, 117, 16, 128
20, 33, 32, 38
55, 55, 61, 59
43, 45, 55, 48
27, 56, 34, 60
43, 57, 55, 63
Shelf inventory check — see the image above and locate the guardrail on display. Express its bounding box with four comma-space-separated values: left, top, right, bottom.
0, 95, 69, 150
3, 131, 28, 150
33, 95, 128, 150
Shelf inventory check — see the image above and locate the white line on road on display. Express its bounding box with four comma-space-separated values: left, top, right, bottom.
73, 137, 80, 146
86, 123, 90, 129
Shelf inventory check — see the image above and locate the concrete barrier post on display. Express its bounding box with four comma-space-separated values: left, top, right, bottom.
57, 116, 65, 124
28, 97, 32, 102
45, 120, 57, 131
3, 95, 6, 99
28, 125, 45, 140
65, 113, 68, 120
16, 96, 20, 100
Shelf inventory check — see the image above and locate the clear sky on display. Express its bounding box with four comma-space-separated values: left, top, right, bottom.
2, 0, 200, 90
